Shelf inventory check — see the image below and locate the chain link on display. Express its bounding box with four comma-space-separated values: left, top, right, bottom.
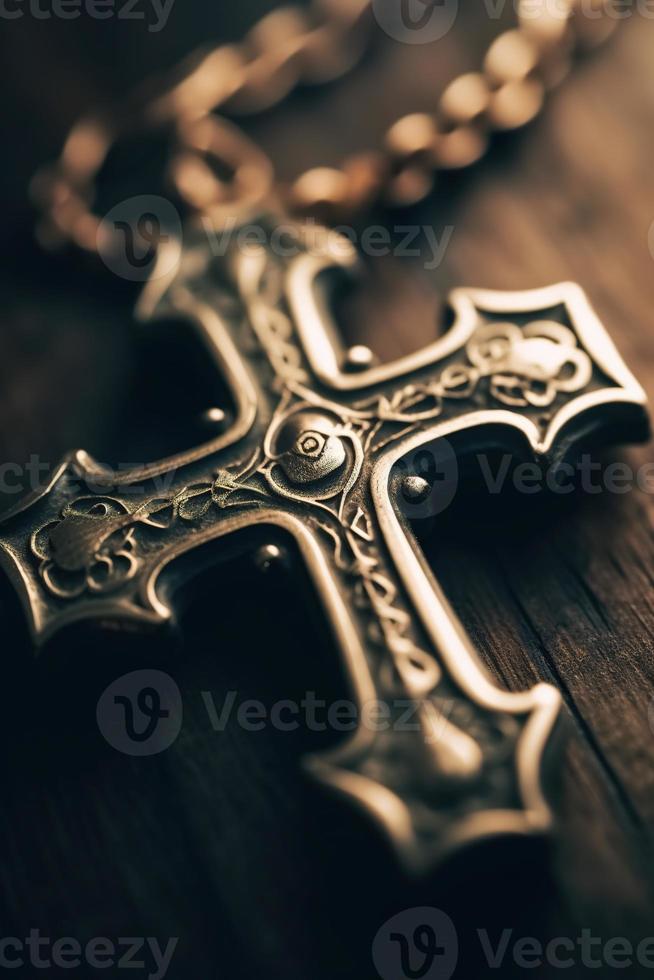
32, 0, 619, 252
287, 0, 620, 218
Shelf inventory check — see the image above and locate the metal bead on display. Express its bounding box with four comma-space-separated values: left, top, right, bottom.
201, 407, 227, 426
518, 3, 570, 48
484, 30, 540, 86
344, 345, 376, 371
289, 166, 350, 220
488, 79, 545, 131
249, 6, 310, 52
226, 15, 304, 114
439, 73, 491, 128
254, 543, 286, 572
403, 476, 430, 500
341, 152, 386, 213
434, 125, 489, 170
435, 74, 491, 171
386, 113, 438, 161
385, 163, 434, 208
383, 113, 439, 206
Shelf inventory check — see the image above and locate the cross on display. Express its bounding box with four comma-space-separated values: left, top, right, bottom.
0, 219, 647, 874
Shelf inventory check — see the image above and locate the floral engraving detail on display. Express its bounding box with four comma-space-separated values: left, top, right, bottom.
31, 498, 140, 599
238, 240, 593, 415
171, 470, 270, 518
31, 472, 269, 600
465, 320, 592, 408
352, 319, 593, 447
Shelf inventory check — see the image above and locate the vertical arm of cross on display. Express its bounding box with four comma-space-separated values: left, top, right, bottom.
237, 236, 648, 871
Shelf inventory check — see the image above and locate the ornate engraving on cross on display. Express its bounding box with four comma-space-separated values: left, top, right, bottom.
0, 221, 647, 873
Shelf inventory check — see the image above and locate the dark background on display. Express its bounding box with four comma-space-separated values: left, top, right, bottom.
1, 1, 654, 977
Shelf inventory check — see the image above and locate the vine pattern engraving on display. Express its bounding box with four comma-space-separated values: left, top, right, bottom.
33, 316, 592, 614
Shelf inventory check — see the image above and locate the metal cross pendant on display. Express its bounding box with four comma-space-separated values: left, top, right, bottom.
0, 219, 647, 874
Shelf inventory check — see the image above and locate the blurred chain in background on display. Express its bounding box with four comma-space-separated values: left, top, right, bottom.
31, 0, 621, 259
